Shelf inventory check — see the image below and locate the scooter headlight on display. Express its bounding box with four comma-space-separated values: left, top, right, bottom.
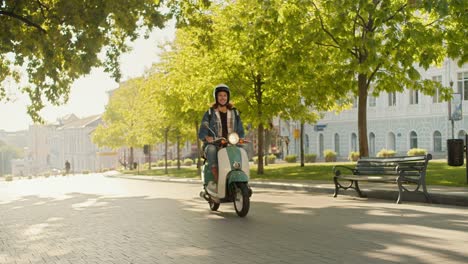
228, 132, 240, 145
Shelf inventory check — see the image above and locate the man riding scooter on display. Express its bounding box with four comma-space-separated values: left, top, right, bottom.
198, 84, 246, 190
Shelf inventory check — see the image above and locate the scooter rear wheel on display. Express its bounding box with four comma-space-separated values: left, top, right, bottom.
233, 182, 250, 217
209, 200, 220, 211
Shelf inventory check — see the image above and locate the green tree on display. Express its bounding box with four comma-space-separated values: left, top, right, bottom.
0, 140, 22, 175
207, 0, 343, 173
161, 1, 342, 174
0, 0, 166, 122
92, 78, 146, 169
305, 0, 462, 157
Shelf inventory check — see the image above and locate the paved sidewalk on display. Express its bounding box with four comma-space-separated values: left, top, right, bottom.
110, 172, 468, 207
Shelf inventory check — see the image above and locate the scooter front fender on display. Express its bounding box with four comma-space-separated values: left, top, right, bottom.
228, 170, 249, 185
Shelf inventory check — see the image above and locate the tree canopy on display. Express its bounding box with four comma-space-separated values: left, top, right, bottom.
0, 0, 166, 122
302, 0, 465, 157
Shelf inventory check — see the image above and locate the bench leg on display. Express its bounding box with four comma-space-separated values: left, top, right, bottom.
421, 180, 432, 203
354, 181, 366, 198
396, 180, 404, 204
333, 177, 339, 197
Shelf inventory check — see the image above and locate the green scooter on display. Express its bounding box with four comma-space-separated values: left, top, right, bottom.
199, 129, 252, 217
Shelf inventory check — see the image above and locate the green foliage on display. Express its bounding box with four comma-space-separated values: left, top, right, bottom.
267, 154, 276, 164
253, 155, 276, 164
377, 149, 397, 157
407, 148, 428, 156
253, 156, 259, 164
285, 155, 297, 163
92, 78, 145, 150
0, 0, 167, 122
348, 151, 360, 161
323, 150, 337, 162
0, 142, 23, 174
183, 159, 193, 166
304, 154, 317, 163
156, 160, 165, 167
304, 0, 461, 156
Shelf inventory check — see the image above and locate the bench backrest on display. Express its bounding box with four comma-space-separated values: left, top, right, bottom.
356, 154, 431, 176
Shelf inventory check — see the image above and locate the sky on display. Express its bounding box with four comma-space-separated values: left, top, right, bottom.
0, 20, 176, 132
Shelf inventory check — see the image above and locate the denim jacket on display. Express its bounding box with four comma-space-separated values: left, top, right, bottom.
198, 108, 245, 146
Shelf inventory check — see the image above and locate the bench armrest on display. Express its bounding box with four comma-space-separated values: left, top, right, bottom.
333, 165, 357, 176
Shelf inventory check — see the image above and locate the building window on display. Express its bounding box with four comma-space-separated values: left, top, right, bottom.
388, 92, 396, 106
387, 132, 396, 151
433, 131, 442, 152
334, 133, 340, 155
369, 132, 375, 156
409, 89, 419, 105
305, 134, 310, 154
410, 131, 418, 149
368, 94, 376, 107
432, 75, 442, 103
351, 133, 357, 152
319, 134, 324, 157
457, 72, 468, 100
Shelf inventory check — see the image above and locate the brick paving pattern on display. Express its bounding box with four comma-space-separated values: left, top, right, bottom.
1, 174, 467, 264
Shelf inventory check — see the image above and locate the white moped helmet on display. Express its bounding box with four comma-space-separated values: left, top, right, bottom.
213, 84, 230, 105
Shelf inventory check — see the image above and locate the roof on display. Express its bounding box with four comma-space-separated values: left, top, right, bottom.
58, 114, 102, 130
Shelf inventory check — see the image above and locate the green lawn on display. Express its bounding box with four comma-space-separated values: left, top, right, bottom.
124, 159, 468, 187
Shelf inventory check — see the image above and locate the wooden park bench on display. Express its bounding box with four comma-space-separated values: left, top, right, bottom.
332, 154, 432, 204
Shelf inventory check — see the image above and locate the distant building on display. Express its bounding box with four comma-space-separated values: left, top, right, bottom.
12, 114, 119, 176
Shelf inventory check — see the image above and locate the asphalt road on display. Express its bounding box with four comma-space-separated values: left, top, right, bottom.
1, 174, 467, 264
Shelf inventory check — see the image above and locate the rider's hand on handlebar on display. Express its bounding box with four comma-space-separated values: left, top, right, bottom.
239, 138, 249, 144
205, 136, 214, 143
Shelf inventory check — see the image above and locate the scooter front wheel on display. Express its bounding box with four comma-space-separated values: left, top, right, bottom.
233, 182, 250, 217
209, 200, 220, 211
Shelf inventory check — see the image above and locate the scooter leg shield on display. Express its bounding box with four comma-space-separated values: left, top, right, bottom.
202, 164, 215, 185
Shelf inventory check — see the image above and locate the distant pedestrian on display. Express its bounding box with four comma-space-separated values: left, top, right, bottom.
65, 160, 71, 174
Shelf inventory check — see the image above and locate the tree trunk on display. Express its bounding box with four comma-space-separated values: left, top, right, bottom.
195, 121, 201, 175
358, 73, 369, 157
264, 128, 269, 166
129, 147, 134, 170
300, 122, 305, 167
257, 124, 264, 174
164, 128, 168, 174
255, 74, 265, 175
148, 145, 151, 171
176, 132, 181, 169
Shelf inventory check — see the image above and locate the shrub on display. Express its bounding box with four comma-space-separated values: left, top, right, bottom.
285, 155, 297, 163
253, 156, 259, 164
5, 175, 13, 181
253, 155, 276, 164
407, 148, 427, 156
183, 159, 193, 166
156, 160, 165, 167
267, 154, 276, 164
304, 154, 317, 163
82, 170, 90, 174
324, 149, 337, 162
348, 151, 360, 161
377, 149, 396, 157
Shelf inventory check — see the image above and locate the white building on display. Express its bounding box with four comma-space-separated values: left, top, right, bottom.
282, 59, 468, 160
13, 114, 120, 176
